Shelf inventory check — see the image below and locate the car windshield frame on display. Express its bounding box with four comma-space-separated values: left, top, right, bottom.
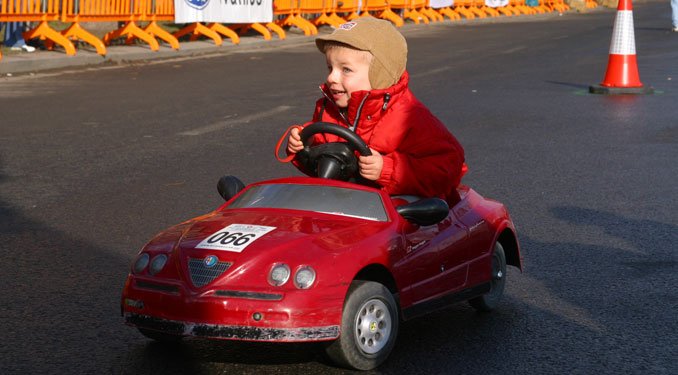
226, 183, 388, 222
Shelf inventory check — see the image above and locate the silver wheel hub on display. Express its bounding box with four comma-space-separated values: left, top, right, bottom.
354, 298, 391, 354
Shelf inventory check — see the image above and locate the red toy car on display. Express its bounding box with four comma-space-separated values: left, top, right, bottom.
121, 123, 522, 370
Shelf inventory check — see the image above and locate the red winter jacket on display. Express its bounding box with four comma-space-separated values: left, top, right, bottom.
294, 71, 465, 203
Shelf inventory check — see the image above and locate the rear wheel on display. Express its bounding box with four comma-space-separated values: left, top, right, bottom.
469, 242, 507, 312
325, 281, 399, 370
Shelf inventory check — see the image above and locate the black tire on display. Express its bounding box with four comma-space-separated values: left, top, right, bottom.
469, 242, 507, 312
138, 328, 183, 343
325, 281, 399, 370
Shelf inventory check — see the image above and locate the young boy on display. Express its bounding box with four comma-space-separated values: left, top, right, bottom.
286, 17, 465, 203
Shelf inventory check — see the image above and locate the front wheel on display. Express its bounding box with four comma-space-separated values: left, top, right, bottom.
469, 242, 507, 312
325, 281, 399, 370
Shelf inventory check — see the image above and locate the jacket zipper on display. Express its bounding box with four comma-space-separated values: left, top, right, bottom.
319, 86, 370, 133
351, 93, 370, 132
319, 86, 350, 126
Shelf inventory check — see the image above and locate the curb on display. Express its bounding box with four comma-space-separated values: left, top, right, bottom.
0, 30, 315, 75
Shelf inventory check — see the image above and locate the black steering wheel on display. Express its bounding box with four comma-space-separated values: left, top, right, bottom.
296, 122, 371, 181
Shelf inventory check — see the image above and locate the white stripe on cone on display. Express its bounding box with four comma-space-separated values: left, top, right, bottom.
609, 10, 636, 55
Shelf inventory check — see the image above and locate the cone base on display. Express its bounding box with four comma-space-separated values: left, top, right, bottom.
589, 84, 654, 95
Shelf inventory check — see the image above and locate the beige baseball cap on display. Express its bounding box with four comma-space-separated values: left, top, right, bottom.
316, 17, 408, 90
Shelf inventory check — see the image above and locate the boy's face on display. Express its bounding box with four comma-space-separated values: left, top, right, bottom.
325, 46, 372, 108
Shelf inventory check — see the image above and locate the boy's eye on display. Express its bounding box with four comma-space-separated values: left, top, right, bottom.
342, 67, 352, 73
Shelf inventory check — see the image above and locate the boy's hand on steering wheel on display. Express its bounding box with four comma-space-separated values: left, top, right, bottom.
287, 126, 304, 154
359, 148, 383, 181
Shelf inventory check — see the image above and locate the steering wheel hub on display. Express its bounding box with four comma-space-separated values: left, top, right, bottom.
296, 122, 371, 181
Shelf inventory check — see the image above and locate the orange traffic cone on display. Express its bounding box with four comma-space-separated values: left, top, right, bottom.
589, 0, 653, 94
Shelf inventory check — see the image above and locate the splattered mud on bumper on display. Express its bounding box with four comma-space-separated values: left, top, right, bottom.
125, 313, 339, 342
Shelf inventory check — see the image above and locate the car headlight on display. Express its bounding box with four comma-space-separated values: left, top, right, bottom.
133, 253, 150, 274
268, 263, 290, 286
149, 254, 168, 275
294, 266, 316, 289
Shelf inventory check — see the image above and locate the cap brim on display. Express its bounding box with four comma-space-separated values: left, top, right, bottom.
315, 33, 370, 53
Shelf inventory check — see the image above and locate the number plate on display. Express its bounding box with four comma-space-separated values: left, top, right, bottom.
195, 224, 276, 252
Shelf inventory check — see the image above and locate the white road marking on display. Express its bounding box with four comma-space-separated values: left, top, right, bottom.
501, 46, 527, 54
178, 105, 293, 136
412, 66, 452, 78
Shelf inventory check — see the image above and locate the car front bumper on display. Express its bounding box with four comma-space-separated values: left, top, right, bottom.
121, 275, 344, 342
124, 312, 339, 341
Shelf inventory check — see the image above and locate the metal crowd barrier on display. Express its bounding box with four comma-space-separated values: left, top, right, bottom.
1, 0, 585, 61
1, 0, 76, 58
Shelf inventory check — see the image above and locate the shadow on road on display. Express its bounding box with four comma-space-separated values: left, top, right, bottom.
384, 206, 676, 373
117, 340, 331, 374
0, 155, 340, 374
0, 162, 134, 373
545, 80, 591, 90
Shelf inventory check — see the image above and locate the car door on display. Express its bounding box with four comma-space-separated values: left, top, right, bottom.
393, 212, 468, 307
435, 213, 471, 292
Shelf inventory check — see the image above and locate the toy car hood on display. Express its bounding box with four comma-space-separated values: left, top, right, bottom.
141, 207, 392, 290
178, 209, 389, 255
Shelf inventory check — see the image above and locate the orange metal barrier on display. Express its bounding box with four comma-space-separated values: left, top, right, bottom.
390, 0, 444, 24
334, 0, 360, 21
508, 0, 537, 15
100, 0, 160, 50
143, 0, 181, 49
173, 21, 240, 46
455, 0, 486, 18
476, 0, 500, 17
550, 0, 571, 11
231, 21, 285, 41
2, 0, 576, 62
101, 0, 191, 49
536, 0, 553, 12
55, 0, 179, 55
361, 0, 404, 26
492, 2, 514, 16
452, 1, 476, 19
299, 0, 345, 28
431, 3, 462, 21
390, 0, 426, 24
273, 0, 318, 36
416, 0, 444, 22
1, 0, 76, 57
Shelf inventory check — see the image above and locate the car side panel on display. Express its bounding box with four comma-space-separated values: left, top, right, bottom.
454, 189, 513, 287
391, 227, 446, 308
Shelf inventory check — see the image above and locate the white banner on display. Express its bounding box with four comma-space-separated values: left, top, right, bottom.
485, 0, 508, 7
174, 0, 273, 24
429, 0, 454, 8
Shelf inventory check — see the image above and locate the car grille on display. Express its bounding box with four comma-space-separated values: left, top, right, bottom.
188, 258, 232, 287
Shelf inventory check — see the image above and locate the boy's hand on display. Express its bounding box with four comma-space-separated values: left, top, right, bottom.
359, 148, 383, 181
287, 126, 304, 154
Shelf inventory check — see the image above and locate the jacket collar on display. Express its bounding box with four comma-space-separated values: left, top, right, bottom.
320, 71, 410, 129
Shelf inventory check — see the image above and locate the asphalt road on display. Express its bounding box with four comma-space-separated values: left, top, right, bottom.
1, 2, 677, 374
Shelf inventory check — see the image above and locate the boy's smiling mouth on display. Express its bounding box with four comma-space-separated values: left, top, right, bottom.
330, 89, 348, 102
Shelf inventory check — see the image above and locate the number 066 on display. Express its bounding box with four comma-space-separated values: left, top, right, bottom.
207, 232, 255, 246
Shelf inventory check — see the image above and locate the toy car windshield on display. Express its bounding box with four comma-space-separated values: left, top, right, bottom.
226, 183, 388, 222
